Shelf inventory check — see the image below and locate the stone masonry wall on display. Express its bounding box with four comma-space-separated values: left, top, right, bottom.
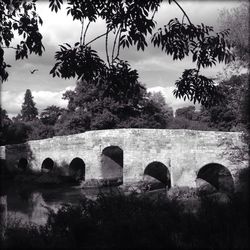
0, 129, 248, 190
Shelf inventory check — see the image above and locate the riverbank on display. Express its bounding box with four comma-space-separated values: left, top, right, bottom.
1, 187, 249, 249
1, 167, 249, 249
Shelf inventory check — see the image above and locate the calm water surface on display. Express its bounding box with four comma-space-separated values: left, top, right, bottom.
2, 181, 120, 226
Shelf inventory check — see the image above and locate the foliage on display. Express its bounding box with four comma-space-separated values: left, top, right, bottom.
54, 109, 91, 135
169, 116, 211, 131
0, 0, 44, 82
175, 106, 196, 120
216, 2, 250, 142
26, 119, 55, 140
136, 94, 171, 129
168, 106, 209, 130
40, 105, 64, 126
1, 1, 243, 141
53, 61, 172, 134
50, 44, 106, 80
1, 105, 55, 145
152, 17, 233, 106
174, 69, 225, 107
1, 118, 54, 144
169, 72, 249, 132
20, 89, 38, 122
4, 121, 32, 145
48, 0, 234, 107
2, 191, 249, 249
62, 60, 144, 109
218, 1, 249, 67
148, 91, 173, 120
0, 107, 12, 145
199, 74, 249, 131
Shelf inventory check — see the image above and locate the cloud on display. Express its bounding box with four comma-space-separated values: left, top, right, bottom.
1, 86, 74, 117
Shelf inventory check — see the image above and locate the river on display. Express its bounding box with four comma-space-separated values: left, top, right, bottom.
1, 180, 120, 226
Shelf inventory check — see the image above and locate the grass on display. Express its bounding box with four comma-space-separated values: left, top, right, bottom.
1, 187, 249, 249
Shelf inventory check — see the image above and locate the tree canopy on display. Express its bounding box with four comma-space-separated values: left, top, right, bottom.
218, 1, 249, 68
199, 73, 249, 132
54, 71, 173, 135
48, 0, 234, 107
0, 0, 44, 82
40, 105, 65, 126
1, 0, 235, 108
1, 1, 247, 146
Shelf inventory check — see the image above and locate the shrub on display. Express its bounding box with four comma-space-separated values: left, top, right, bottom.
1, 191, 249, 249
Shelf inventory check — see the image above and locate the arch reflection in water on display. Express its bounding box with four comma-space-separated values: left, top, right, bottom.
144, 161, 171, 190
18, 158, 28, 171
7, 190, 60, 226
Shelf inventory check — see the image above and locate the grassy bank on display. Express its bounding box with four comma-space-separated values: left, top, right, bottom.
1, 189, 249, 249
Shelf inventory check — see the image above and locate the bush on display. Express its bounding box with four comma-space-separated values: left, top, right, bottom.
1, 191, 249, 249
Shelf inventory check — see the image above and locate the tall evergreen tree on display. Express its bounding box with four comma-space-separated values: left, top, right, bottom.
21, 89, 38, 121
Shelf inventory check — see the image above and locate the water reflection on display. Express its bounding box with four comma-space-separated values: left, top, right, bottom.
4, 182, 119, 226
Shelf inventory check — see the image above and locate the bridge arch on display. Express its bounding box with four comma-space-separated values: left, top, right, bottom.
69, 157, 85, 181
18, 158, 28, 171
197, 163, 234, 193
144, 161, 171, 189
41, 157, 54, 172
101, 146, 123, 183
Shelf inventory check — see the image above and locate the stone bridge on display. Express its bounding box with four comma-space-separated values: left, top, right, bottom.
0, 129, 248, 192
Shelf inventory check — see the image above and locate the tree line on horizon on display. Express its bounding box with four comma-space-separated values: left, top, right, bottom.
0, 1, 249, 145
0, 72, 248, 146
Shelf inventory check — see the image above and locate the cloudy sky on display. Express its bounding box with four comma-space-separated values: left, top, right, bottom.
1, 0, 240, 117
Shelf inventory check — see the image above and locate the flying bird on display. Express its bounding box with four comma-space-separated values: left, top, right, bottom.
30, 69, 38, 74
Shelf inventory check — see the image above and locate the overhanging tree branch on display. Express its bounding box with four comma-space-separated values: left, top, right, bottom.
80, 19, 84, 45
105, 27, 110, 66
45, 0, 233, 108
111, 26, 121, 62
172, 0, 192, 25
114, 28, 122, 60
2, 46, 18, 50
84, 30, 112, 47
83, 20, 91, 45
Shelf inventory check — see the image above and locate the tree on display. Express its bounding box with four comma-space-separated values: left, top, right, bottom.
1, 1, 234, 110
0, 108, 12, 145
169, 106, 210, 130
57, 60, 146, 133
217, 2, 250, 144
218, 1, 249, 69
40, 105, 64, 126
48, 0, 233, 108
198, 74, 249, 131
21, 89, 38, 121
145, 91, 173, 128
54, 62, 172, 134
148, 92, 173, 119
0, 0, 44, 82
4, 121, 32, 144
54, 109, 91, 135
26, 119, 55, 140
175, 106, 197, 120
